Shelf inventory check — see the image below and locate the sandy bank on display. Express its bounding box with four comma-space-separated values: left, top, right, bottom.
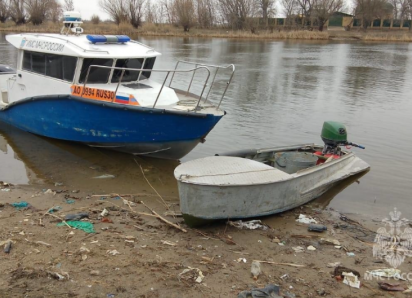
0, 181, 409, 297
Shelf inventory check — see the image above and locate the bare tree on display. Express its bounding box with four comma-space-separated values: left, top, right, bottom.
91, 14, 100, 24
162, 0, 177, 23
259, 0, 276, 26
282, 0, 300, 25
389, 0, 400, 18
398, 0, 412, 29
196, 0, 215, 28
128, 0, 145, 28
217, 0, 258, 29
48, 0, 62, 22
99, 0, 128, 24
25, 0, 55, 25
145, 0, 164, 23
354, 0, 393, 29
9, 0, 26, 24
63, 0, 74, 11
173, 0, 196, 31
311, 0, 344, 31
296, 0, 312, 26
0, 0, 10, 23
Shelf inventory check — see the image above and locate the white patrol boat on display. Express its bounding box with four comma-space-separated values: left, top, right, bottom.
0, 12, 235, 159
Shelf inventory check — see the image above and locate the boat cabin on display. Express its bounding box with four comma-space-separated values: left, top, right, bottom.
4, 32, 183, 107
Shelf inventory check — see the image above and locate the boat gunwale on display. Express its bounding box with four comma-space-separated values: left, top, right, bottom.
0, 94, 226, 118
175, 145, 369, 187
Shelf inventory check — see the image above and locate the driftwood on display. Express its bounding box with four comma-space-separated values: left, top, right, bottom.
291, 234, 322, 238
140, 201, 187, 233
44, 212, 73, 229
134, 159, 170, 210
91, 193, 177, 199
98, 200, 187, 233
254, 260, 305, 268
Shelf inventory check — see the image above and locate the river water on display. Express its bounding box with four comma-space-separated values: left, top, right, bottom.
1, 34, 411, 219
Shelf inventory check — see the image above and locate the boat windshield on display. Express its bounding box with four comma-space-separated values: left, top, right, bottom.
112, 58, 143, 83
79, 58, 113, 84
141, 57, 156, 80
79, 57, 157, 84
112, 57, 156, 82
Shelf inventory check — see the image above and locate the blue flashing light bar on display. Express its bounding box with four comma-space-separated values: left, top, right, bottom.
86, 35, 131, 44
64, 17, 82, 22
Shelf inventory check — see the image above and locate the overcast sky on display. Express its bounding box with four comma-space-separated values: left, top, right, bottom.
72, 0, 109, 20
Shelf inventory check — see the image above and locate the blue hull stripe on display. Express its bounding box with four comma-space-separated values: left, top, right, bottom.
0, 95, 224, 150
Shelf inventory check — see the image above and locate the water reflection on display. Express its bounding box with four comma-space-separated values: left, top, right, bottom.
0, 134, 33, 184
0, 122, 179, 195
1, 33, 411, 219
138, 37, 412, 219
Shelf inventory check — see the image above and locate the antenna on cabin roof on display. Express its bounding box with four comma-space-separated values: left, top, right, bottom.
61, 11, 83, 36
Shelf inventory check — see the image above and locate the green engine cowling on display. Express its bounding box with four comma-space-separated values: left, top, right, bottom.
321, 121, 348, 146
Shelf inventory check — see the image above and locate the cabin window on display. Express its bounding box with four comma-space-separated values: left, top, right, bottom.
22, 51, 77, 81
112, 58, 144, 83
31, 52, 46, 74
46, 55, 77, 81
141, 57, 156, 80
79, 58, 113, 84
23, 52, 31, 70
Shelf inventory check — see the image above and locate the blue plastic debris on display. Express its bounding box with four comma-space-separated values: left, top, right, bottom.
48, 206, 62, 213
66, 199, 75, 204
100, 197, 106, 200
113, 196, 121, 200
57, 221, 95, 233
11, 201, 29, 210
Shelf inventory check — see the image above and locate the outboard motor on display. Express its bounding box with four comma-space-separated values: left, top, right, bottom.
320, 121, 365, 156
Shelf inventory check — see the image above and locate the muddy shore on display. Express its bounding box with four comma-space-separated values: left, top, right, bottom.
0, 179, 410, 298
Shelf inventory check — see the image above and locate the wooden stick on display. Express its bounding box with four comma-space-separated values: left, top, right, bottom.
215, 233, 236, 245
98, 200, 187, 233
138, 212, 159, 218
134, 159, 170, 210
99, 200, 152, 217
91, 193, 177, 199
229, 250, 250, 255
121, 196, 136, 212
291, 234, 322, 238
254, 260, 305, 268
140, 201, 187, 233
44, 213, 73, 229
193, 229, 220, 241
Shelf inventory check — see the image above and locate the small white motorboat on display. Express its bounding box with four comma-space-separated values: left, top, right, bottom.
174, 121, 370, 226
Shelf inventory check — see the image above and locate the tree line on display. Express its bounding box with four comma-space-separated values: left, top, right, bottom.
0, 0, 74, 25
99, 0, 412, 31
0, 0, 411, 32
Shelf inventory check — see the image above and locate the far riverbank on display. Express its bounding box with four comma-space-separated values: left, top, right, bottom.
2, 22, 412, 42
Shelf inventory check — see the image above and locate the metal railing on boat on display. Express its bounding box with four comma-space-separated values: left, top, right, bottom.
81, 61, 235, 111
169, 60, 235, 110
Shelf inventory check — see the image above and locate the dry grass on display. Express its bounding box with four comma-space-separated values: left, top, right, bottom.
2, 20, 412, 42
0, 21, 329, 40
363, 32, 412, 41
